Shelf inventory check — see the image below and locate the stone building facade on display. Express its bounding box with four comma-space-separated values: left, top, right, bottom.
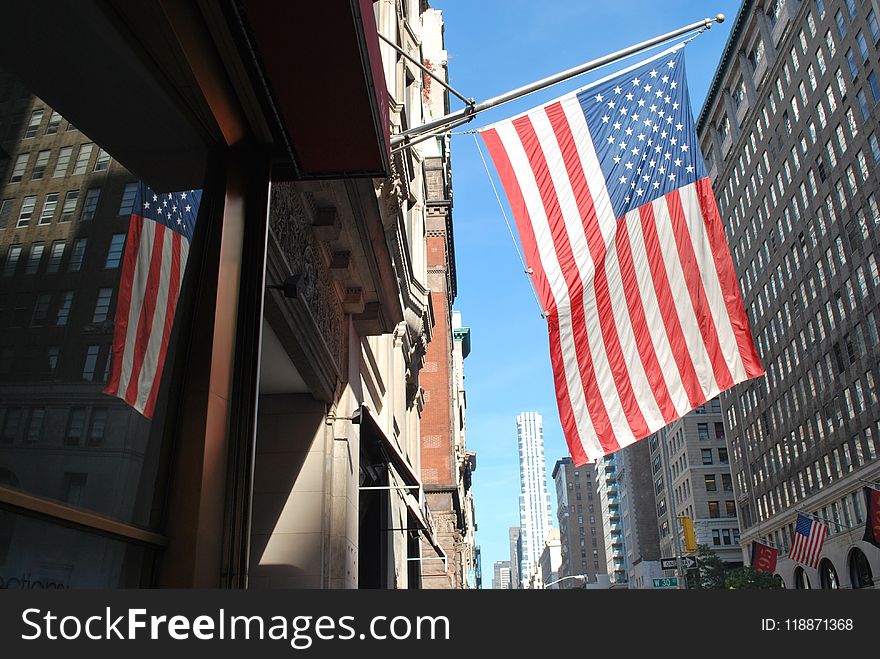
0, 0, 459, 589
697, 0, 880, 588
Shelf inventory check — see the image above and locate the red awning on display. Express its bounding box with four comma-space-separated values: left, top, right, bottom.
243, 0, 391, 179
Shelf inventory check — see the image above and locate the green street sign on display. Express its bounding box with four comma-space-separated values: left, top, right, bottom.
652, 577, 678, 588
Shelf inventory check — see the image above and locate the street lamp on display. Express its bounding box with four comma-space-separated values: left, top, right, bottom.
543, 574, 587, 589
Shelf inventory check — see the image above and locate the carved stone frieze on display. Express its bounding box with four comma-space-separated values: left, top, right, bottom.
268, 182, 345, 372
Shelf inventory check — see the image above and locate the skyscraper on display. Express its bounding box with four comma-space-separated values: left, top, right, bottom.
595, 452, 627, 583
649, 399, 743, 571
552, 458, 606, 584
697, 0, 880, 589
492, 560, 512, 590
516, 412, 554, 586
508, 526, 523, 589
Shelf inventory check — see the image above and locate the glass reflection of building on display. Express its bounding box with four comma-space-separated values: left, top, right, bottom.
0, 71, 175, 588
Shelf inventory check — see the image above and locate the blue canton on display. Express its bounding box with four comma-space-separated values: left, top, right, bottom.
577, 48, 707, 219
795, 514, 812, 537
136, 185, 202, 242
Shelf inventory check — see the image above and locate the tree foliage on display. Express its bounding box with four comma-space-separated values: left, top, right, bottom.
685, 544, 730, 589
725, 567, 784, 589
683, 544, 783, 589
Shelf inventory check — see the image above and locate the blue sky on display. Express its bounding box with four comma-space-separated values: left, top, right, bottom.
434, 0, 743, 577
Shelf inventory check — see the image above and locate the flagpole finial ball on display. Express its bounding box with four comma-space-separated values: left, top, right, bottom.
715, 13, 726, 24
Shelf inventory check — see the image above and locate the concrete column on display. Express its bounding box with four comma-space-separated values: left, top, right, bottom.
249, 394, 329, 589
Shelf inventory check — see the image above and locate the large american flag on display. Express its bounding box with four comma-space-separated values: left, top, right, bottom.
789, 513, 828, 569
479, 46, 763, 464
104, 185, 201, 418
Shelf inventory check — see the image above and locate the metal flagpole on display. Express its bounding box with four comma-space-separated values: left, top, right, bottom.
377, 32, 474, 106
390, 13, 726, 147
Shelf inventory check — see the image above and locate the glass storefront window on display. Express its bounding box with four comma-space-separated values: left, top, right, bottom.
0, 72, 203, 587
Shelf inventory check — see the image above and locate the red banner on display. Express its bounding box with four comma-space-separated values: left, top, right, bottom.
751, 541, 778, 573
864, 486, 880, 549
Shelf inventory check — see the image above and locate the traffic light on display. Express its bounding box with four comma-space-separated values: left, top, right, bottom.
680, 516, 696, 553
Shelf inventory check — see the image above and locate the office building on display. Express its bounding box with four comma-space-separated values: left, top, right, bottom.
418, 7, 477, 588
616, 440, 662, 586
552, 458, 606, 584
508, 526, 523, 589
515, 412, 554, 586
492, 560, 512, 590
649, 400, 743, 570
595, 452, 627, 583
538, 527, 563, 589
697, 0, 880, 588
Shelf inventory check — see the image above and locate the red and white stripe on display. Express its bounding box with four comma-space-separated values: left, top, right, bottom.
789, 522, 828, 569
104, 216, 187, 419
480, 94, 763, 464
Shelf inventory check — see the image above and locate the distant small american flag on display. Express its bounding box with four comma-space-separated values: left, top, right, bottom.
789, 513, 828, 569
104, 184, 201, 418
479, 45, 763, 464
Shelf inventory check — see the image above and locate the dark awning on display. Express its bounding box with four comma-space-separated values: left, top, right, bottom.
0, 0, 391, 189
242, 0, 391, 179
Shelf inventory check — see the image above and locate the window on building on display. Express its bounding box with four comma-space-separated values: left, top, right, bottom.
72, 143, 94, 175
24, 109, 44, 138
719, 448, 729, 464
81, 188, 100, 221
857, 31, 870, 61
53, 146, 73, 178
55, 291, 74, 326
1, 408, 22, 443
92, 288, 113, 323
68, 238, 87, 272
9, 153, 28, 183
60, 190, 78, 222
25, 408, 45, 444
868, 72, 880, 103
82, 345, 100, 381
64, 409, 86, 446
0, 198, 13, 230
32, 293, 51, 326
697, 423, 709, 441
725, 501, 737, 517
749, 38, 765, 71
105, 234, 125, 269
846, 48, 859, 81
93, 148, 111, 172
118, 182, 138, 216
47, 240, 65, 273
32, 149, 50, 180
705, 474, 717, 492
16, 195, 36, 228
25, 243, 44, 275
869, 9, 880, 43
702, 449, 713, 465
45, 110, 62, 135
3, 244, 22, 277
835, 10, 847, 38
38, 192, 58, 225
87, 409, 108, 446
708, 501, 721, 518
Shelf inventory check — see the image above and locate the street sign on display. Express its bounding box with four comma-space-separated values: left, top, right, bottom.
660, 556, 698, 571
660, 557, 678, 570
652, 577, 678, 588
